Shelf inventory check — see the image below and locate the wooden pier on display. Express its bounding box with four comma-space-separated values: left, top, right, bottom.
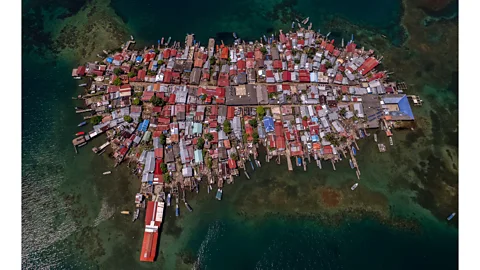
76, 108, 94, 114
285, 150, 293, 171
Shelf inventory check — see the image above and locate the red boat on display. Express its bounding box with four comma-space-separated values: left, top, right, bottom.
140, 201, 164, 262
75, 131, 85, 136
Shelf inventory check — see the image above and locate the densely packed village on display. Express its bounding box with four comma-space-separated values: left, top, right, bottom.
71, 26, 417, 262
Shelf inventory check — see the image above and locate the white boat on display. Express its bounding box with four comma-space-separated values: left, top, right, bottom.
351, 183, 359, 190
103, 171, 111, 175
389, 137, 393, 146
302, 17, 309, 24
374, 134, 378, 142
167, 193, 171, 207
326, 32, 331, 38
73, 76, 81, 80
130, 35, 134, 40
79, 83, 87, 87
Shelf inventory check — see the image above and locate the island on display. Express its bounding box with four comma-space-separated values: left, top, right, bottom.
70, 21, 418, 262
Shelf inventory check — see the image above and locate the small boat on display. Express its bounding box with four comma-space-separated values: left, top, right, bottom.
351, 183, 359, 191
233, 32, 238, 39
326, 32, 331, 38
256, 160, 261, 167
250, 160, 255, 170
352, 146, 357, 156
166, 36, 171, 45
244, 171, 250, 179
78, 121, 87, 127
349, 159, 354, 169
447, 212, 456, 221
302, 17, 309, 24
308, 22, 312, 30
297, 22, 302, 29
351, 34, 354, 42
381, 34, 387, 38
78, 83, 87, 87
103, 50, 109, 55
167, 194, 171, 206
75, 106, 85, 110
103, 171, 111, 175
291, 21, 295, 29
341, 38, 344, 48
130, 35, 134, 40
389, 137, 394, 146
132, 208, 139, 222
121, 211, 130, 215
263, 35, 267, 42
207, 185, 212, 194
216, 189, 223, 201
185, 202, 193, 212
160, 37, 164, 45
75, 131, 85, 136
73, 76, 81, 80
196, 183, 199, 194
374, 133, 378, 142
175, 204, 180, 216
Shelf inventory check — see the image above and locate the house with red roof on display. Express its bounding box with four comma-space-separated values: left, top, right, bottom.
358, 57, 379, 75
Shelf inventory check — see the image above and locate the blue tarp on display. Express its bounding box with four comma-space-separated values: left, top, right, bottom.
136, 56, 143, 62
106, 57, 113, 63
138, 119, 150, 132
398, 95, 415, 119
263, 116, 274, 133
311, 135, 320, 142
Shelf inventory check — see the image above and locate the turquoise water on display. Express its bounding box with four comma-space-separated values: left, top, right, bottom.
22, 0, 458, 269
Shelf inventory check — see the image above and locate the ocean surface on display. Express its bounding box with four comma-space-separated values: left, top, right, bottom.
22, 0, 459, 269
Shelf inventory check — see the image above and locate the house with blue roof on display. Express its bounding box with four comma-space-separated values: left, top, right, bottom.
382, 94, 414, 121
138, 119, 150, 132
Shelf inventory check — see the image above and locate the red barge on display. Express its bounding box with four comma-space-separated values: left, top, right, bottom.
139, 200, 164, 262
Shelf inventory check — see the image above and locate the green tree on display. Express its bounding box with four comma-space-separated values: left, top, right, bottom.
223, 120, 232, 134
114, 68, 122, 76
209, 56, 216, 66
205, 133, 214, 142
294, 59, 300, 64
90, 115, 103, 125
206, 157, 213, 169
164, 174, 170, 183
150, 95, 165, 107
197, 137, 205, 149
123, 115, 133, 123
302, 116, 308, 121
132, 98, 141, 105
252, 132, 259, 144
134, 91, 143, 98
260, 47, 267, 55
257, 106, 266, 118
325, 61, 333, 69
200, 94, 207, 101
230, 152, 238, 161
159, 134, 166, 145
113, 77, 122, 86
128, 71, 136, 78
160, 163, 167, 174
339, 107, 347, 116
249, 119, 258, 128
157, 60, 165, 66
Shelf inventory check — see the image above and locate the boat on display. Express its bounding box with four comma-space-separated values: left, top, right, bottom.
78, 83, 87, 87
132, 208, 139, 222
447, 212, 456, 221
160, 37, 164, 45
326, 32, 331, 38
175, 204, 180, 216
207, 184, 212, 194
130, 35, 134, 40
233, 32, 238, 39
341, 38, 344, 48
291, 21, 295, 29
166, 193, 171, 207
185, 202, 193, 212
263, 35, 267, 42
196, 183, 199, 194
256, 160, 261, 167
297, 22, 302, 29
389, 137, 394, 146
352, 146, 357, 156
166, 36, 171, 45
73, 76, 81, 80
244, 171, 250, 179
216, 189, 223, 201
302, 17, 309, 24
78, 121, 87, 127
374, 133, 378, 142
351, 183, 359, 191
250, 160, 255, 170
308, 22, 312, 30
296, 157, 302, 166
103, 171, 111, 175
349, 159, 354, 169
75, 131, 85, 136
121, 211, 130, 215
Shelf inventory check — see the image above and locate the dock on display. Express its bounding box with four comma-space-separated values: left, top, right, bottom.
75, 108, 94, 114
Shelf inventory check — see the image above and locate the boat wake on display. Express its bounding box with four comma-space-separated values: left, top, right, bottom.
192, 221, 223, 270
93, 199, 116, 227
